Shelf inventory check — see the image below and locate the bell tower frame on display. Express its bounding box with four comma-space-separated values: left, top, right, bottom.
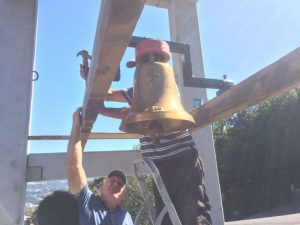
0, 1, 37, 224
2, 1, 300, 224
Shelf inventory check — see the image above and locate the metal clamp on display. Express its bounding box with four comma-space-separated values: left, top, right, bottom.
129, 36, 234, 92
32, 71, 39, 81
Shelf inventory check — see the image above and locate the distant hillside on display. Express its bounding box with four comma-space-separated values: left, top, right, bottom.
26, 180, 68, 206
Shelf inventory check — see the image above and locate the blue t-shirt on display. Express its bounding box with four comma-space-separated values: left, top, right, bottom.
74, 185, 133, 225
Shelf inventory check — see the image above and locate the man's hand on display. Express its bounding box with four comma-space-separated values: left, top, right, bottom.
73, 107, 82, 125
97, 105, 130, 119
71, 107, 82, 139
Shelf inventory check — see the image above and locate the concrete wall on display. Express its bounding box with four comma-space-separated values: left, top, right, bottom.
27, 150, 141, 182
168, 0, 225, 224
0, 0, 37, 224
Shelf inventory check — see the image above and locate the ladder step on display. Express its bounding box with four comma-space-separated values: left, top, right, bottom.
133, 157, 182, 225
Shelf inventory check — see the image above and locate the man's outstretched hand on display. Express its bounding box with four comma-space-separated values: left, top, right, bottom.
73, 107, 82, 126
70, 107, 82, 141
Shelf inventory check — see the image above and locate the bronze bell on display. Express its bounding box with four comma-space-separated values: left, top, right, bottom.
120, 61, 195, 135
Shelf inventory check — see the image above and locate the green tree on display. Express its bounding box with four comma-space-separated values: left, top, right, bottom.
214, 89, 300, 220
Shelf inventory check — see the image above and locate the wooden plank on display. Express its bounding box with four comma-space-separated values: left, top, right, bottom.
81, 0, 145, 148
190, 47, 300, 130
28, 132, 139, 140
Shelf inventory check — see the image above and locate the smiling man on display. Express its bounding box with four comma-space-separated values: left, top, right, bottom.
67, 107, 133, 225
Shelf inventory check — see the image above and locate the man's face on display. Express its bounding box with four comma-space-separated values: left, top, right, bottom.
100, 175, 126, 204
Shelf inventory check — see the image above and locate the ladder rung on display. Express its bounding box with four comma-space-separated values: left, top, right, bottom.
133, 158, 182, 225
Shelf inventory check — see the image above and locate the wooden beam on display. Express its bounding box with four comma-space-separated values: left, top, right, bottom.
146, 0, 170, 8
28, 133, 139, 140
190, 47, 300, 130
81, 0, 145, 148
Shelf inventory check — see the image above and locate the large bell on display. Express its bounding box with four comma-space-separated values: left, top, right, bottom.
120, 61, 195, 135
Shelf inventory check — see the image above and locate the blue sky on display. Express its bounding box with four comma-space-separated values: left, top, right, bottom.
29, 0, 300, 153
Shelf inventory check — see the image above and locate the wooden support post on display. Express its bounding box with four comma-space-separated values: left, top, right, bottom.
81, 0, 145, 148
191, 47, 300, 129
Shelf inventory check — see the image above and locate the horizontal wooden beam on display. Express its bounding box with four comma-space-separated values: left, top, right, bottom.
28, 133, 139, 140
81, 0, 145, 148
26, 150, 141, 182
191, 47, 300, 130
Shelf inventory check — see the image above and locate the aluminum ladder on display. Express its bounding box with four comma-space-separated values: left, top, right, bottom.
133, 157, 182, 225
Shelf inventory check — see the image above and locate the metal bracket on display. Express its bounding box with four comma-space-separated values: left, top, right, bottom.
128, 36, 234, 93
32, 70, 39, 81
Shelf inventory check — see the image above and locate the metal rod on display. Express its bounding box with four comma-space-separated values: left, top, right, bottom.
129, 36, 228, 89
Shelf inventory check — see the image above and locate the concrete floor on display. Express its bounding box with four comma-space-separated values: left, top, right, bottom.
225, 213, 300, 225
225, 204, 300, 225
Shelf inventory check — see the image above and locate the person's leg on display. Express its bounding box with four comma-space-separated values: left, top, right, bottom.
175, 149, 212, 225
153, 157, 183, 225
154, 149, 212, 225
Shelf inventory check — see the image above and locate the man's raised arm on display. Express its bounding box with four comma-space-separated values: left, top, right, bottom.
97, 89, 132, 119
67, 107, 87, 195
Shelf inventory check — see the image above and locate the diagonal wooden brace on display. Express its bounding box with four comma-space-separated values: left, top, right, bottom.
191, 47, 300, 130
81, 0, 146, 148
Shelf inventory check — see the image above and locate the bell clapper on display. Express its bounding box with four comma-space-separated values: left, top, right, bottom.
148, 120, 164, 144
